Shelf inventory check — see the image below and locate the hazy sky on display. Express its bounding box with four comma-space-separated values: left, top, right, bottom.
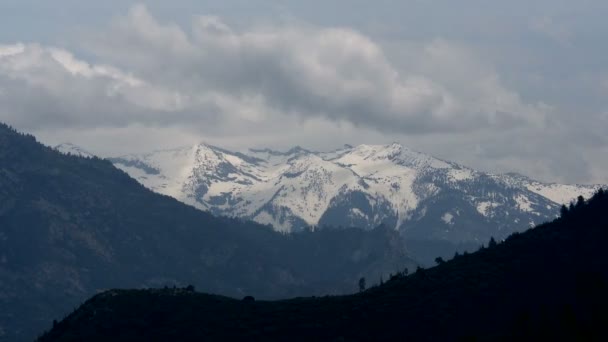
1, 1, 607, 184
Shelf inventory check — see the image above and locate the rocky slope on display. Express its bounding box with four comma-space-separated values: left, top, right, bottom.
106, 143, 601, 246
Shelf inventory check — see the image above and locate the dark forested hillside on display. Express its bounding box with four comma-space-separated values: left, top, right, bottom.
0, 123, 415, 341
40, 190, 608, 341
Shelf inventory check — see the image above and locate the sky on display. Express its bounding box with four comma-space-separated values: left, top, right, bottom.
0, 1, 607, 184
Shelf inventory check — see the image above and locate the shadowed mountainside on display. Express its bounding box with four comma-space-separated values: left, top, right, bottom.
0, 123, 415, 341
40, 190, 608, 341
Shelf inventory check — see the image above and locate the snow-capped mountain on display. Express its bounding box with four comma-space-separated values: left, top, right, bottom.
106, 143, 602, 246
55, 143, 95, 158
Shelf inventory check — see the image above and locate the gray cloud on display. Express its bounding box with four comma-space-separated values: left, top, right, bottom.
0, 3, 607, 185
0, 42, 223, 131
0, 5, 548, 135
79, 5, 547, 134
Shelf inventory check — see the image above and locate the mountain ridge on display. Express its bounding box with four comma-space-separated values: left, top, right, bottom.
39, 189, 608, 341
95, 142, 601, 241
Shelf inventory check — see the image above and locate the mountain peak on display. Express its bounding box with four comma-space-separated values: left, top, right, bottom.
110, 140, 604, 238
287, 146, 310, 154
55, 143, 95, 158
193, 141, 216, 150
344, 143, 444, 168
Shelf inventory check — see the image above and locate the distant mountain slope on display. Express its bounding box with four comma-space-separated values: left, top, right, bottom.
105, 142, 601, 248
40, 190, 608, 341
53, 143, 95, 158
0, 123, 415, 341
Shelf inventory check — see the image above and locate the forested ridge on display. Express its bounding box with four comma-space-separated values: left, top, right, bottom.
40, 187, 608, 341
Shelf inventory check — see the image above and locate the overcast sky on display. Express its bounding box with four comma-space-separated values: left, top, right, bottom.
1, 1, 607, 184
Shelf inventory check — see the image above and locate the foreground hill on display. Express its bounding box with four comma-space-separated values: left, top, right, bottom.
40, 190, 608, 341
101, 143, 601, 262
0, 123, 415, 341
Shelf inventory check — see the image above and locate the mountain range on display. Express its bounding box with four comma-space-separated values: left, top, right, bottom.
1, 124, 414, 341
58, 142, 601, 262
3, 126, 604, 341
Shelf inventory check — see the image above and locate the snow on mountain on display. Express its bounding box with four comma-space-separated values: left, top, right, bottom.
525, 182, 599, 205
497, 172, 601, 205
54, 143, 95, 158
107, 142, 603, 244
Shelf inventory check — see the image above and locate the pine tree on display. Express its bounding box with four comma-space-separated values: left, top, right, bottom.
489, 237, 497, 248
576, 196, 585, 208
560, 204, 569, 218
359, 277, 366, 292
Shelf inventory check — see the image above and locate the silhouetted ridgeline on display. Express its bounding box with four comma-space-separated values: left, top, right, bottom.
40, 189, 608, 341
0, 123, 415, 341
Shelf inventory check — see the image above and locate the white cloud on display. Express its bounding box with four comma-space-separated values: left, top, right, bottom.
0, 4, 606, 184
0, 4, 549, 137
0, 42, 200, 130
81, 4, 547, 134
0, 43, 25, 57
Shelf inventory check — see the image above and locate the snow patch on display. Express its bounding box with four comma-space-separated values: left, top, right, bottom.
514, 195, 534, 213
448, 168, 474, 182
350, 208, 368, 219
523, 182, 599, 205
254, 211, 292, 233
476, 201, 500, 217
441, 212, 454, 225
55, 143, 95, 158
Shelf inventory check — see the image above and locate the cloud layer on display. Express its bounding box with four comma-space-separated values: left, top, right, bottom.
93, 5, 550, 133
0, 3, 606, 184
1, 5, 547, 133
